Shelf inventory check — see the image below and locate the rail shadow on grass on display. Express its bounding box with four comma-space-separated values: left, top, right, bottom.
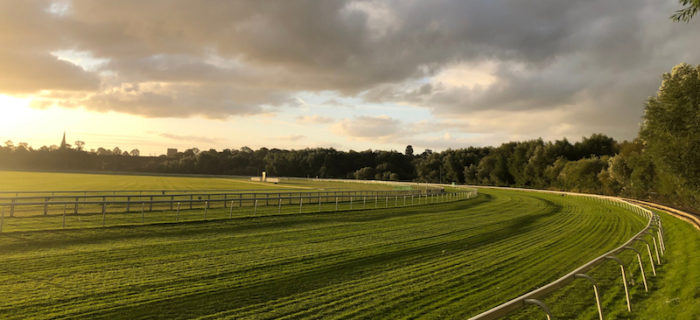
61, 195, 561, 319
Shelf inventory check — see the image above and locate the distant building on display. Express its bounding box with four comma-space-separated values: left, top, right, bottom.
167, 148, 178, 157
59, 132, 68, 150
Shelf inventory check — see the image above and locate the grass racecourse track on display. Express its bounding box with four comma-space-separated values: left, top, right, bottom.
0, 171, 697, 319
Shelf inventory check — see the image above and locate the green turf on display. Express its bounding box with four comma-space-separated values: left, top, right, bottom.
0, 170, 281, 192
0, 188, 651, 319
503, 206, 699, 320
0, 170, 398, 193
624, 209, 699, 319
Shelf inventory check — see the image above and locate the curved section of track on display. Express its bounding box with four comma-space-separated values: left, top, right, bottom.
0, 188, 646, 319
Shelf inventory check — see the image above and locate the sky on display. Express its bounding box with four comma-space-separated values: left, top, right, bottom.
0, 0, 698, 156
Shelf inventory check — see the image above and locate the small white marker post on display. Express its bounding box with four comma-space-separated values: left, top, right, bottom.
254, 200, 258, 215
230, 200, 235, 218
101, 202, 107, 227
385, 196, 388, 208
350, 197, 353, 210
176, 202, 181, 222
363, 196, 366, 209
299, 197, 303, 213
318, 196, 322, 212
203, 201, 208, 220
278, 198, 282, 214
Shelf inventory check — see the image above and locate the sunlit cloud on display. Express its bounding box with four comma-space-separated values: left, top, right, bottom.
297, 115, 334, 124
0, 0, 698, 153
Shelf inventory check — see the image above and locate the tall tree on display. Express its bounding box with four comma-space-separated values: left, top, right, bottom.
640, 63, 700, 206
672, 0, 700, 22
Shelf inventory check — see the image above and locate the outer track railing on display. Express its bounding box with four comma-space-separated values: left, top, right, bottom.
0, 189, 479, 232
0, 189, 449, 218
466, 190, 664, 320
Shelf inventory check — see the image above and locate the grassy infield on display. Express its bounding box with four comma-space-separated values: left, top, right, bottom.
0, 171, 696, 319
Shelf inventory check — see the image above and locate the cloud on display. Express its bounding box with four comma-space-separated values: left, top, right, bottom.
80, 82, 288, 118
158, 132, 219, 144
297, 115, 334, 124
0, 52, 99, 93
275, 134, 306, 142
321, 99, 351, 108
333, 115, 402, 139
0, 0, 698, 144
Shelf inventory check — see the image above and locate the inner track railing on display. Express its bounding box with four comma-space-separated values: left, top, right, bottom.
466, 191, 664, 320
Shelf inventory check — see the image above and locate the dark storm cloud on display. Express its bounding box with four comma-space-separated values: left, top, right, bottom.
0, 0, 698, 138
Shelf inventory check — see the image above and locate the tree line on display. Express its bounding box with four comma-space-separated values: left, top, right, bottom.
1, 64, 697, 212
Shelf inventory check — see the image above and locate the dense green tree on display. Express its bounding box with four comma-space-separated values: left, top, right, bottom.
672, 0, 700, 22
354, 167, 375, 180
557, 157, 608, 193
640, 63, 700, 208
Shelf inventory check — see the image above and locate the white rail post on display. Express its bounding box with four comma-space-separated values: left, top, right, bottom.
403, 196, 406, 206
658, 226, 665, 252
350, 197, 353, 210
176, 202, 181, 222
375, 196, 378, 208
299, 196, 303, 213
606, 256, 632, 312
335, 197, 338, 211
318, 195, 322, 212
575, 274, 603, 320
278, 197, 282, 214
254, 200, 258, 215
643, 231, 662, 265
624, 246, 648, 292
203, 201, 208, 220
657, 229, 665, 255
635, 239, 657, 276
229, 200, 235, 218
385, 196, 388, 208
363, 196, 366, 209
524, 299, 553, 320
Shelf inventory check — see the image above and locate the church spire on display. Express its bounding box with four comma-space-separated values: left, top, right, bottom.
60, 131, 67, 150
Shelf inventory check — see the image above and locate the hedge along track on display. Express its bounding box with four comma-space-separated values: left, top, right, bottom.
0, 188, 646, 319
